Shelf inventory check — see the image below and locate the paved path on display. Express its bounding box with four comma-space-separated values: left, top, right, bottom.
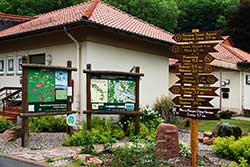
232, 116, 250, 121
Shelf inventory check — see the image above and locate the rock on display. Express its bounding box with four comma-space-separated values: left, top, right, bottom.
203, 132, 214, 138
156, 123, 179, 158
1, 126, 22, 142
202, 137, 215, 145
73, 154, 103, 167
213, 123, 242, 139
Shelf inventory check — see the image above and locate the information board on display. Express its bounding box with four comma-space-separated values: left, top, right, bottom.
27, 68, 68, 112
90, 75, 136, 111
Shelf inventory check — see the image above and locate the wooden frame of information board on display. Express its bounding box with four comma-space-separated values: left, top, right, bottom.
20, 56, 77, 147
83, 64, 144, 134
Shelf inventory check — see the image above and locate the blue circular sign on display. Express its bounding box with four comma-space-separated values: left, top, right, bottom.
66, 114, 76, 126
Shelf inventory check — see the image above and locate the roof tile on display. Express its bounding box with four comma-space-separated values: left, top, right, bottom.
0, 0, 174, 43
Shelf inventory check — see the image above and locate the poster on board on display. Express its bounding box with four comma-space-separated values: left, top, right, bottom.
91, 75, 136, 111
27, 68, 68, 112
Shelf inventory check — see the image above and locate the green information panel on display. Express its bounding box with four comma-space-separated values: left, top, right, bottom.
91, 75, 136, 111
27, 69, 68, 112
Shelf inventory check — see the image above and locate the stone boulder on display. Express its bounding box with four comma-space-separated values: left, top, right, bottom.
73, 154, 103, 167
1, 126, 22, 142
213, 123, 242, 139
156, 123, 179, 158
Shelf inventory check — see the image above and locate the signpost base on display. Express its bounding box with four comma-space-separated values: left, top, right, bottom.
191, 118, 198, 167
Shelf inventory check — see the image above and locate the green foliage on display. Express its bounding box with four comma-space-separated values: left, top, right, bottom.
213, 136, 250, 165
179, 143, 191, 157
219, 110, 236, 119
228, 0, 250, 52
109, 142, 169, 167
28, 116, 67, 132
128, 122, 150, 139
0, 117, 13, 133
140, 106, 164, 130
176, 0, 239, 32
212, 136, 235, 158
154, 95, 176, 124
64, 117, 124, 146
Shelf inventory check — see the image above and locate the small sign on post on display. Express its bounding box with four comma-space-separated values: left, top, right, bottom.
170, 29, 221, 167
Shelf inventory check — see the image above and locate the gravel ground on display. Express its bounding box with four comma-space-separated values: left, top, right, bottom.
0, 131, 231, 166
0, 133, 66, 154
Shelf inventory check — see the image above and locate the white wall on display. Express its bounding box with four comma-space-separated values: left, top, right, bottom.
83, 41, 169, 110
0, 41, 170, 113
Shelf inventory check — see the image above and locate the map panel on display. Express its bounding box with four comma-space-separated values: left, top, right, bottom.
90, 76, 136, 111
28, 69, 55, 103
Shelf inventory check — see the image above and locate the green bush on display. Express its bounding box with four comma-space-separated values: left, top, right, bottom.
128, 122, 151, 139
154, 95, 177, 124
219, 110, 236, 119
213, 136, 250, 165
29, 116, 67, 132
212, 136, 235, 159
179, 143, 191, 157
0, 117, 13, 133
64, 117, 125, 146
140, 106, 164, 129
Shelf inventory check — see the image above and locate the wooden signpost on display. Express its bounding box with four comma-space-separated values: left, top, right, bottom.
170, 29, 221, 167
83, 64, 144, 134
21, 57, 77, 147
176, 75, 218, 84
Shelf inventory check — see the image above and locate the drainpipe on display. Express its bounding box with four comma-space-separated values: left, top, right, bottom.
241, 71, 244, 115
219, 70, 222, 112
64, 27, 81, 112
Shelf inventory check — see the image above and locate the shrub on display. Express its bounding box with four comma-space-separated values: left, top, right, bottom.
244, 109, 250, 117
0, 117, 13, 133
154, 95, 176, 124
128, 122, 151, 139
140, 106, 164, 129
29, 116, 67, 132
219, 110, 236, 119
179, 143, 191, 157
64, 117, 125, 146
213, 136, 250, 165
229, 137, 250, 162
212, 136, 235, 159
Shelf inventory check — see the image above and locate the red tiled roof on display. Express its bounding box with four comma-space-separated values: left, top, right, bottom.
0, 0, 175, 43
0, 13, 35, 22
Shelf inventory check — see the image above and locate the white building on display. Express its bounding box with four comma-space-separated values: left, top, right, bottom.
0, 0, 175, 113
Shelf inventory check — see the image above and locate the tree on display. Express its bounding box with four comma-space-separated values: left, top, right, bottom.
228, 0, 250, 52
176, 0, 239, 32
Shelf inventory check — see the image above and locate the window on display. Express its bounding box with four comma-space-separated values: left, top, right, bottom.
16, 56, 22, 74
0, 57, 5, 75
7, 56, 14, 75
29, 53, 45, 65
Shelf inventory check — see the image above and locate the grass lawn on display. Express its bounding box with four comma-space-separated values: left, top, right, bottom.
198, 119, 250, 132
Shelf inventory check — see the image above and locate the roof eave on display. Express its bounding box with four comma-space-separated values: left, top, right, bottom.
0, 19, 173, 49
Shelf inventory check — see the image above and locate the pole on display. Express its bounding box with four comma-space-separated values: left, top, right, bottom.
67, 60, 73, 135
191, 29, 199, 167
21, 56, 29, 147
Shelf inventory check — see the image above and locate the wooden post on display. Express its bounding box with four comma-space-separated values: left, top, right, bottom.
191, 29, 199, 167
135, 66, 140, 134
67, 60, 73, 135
21, 56, 29, 147
86, 64, 92, 130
